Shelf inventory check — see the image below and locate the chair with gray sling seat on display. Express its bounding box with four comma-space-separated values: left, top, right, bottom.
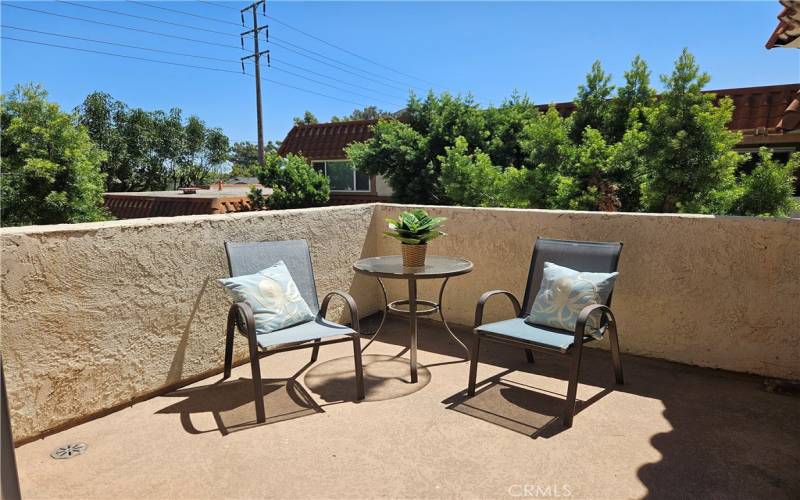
222, 240, 364, 423
467, 237, 624, 428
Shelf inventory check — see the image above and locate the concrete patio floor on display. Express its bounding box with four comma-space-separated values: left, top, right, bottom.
13, 315, 800, 499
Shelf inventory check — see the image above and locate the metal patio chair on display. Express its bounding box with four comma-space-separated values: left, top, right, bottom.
467, 237, 624, 428
222, 240, 365, 423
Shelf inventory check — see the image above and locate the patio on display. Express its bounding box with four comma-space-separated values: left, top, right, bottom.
12, 315, 800, 499
3, 203, 799, 499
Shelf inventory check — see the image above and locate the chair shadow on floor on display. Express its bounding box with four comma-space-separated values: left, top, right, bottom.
156, 372, 323, 436
443, 368, 612, 439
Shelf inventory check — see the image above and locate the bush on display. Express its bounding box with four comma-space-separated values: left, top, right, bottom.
1, 84, 109, 226
256, 153, 329, 209
732, 149, 799, 217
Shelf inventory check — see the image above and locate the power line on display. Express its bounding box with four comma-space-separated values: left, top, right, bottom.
56, 1, 239, 38
199, 0, 441, 90
269, 38, 410, 93
2, 5, 406, 104
251, 61, 404, 107
135, 0, 423, 93
270, 35, 426, 92
264, 15, 442, 89
126, 0, 243, 28
33, 0, 416, 97
1, 36, 372, 107
3, 3, 244, 51
269, 55, 406, 101
1, 25, 236, 64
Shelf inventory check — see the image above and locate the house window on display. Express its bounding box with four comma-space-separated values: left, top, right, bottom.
312, 160, 370, 192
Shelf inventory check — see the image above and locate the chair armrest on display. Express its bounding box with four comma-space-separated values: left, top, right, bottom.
320, 291, 360, 332
574, 303, 616, 341
474, 290, 522, 328
228, 300, 256, 338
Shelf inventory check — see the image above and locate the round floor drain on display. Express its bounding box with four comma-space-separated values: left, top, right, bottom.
50, 442, 87, 459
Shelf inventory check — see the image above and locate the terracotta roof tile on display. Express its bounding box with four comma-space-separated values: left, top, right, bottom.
277, 119, 377, 160
766, 0, 800, 49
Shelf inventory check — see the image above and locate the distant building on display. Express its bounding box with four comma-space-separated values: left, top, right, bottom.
227, 176, 260, 185
278, 84, 800, 200
277, 119, 392, 205
104, 184, 271, 219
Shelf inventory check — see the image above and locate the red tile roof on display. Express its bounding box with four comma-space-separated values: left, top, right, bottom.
538, 84, 800, 135
277, 119, 377, 160
766, 0, 800, 49
278, 85, 800, 161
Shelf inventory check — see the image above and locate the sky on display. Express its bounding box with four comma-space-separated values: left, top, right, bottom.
2, 1, 799, 144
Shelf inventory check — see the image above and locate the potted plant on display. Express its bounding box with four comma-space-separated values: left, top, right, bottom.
385, 209, 446, 267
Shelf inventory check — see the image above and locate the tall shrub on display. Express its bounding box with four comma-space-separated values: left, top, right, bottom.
1, 84, 109, 226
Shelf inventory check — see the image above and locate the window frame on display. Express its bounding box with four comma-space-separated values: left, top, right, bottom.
311, 160, 371, 193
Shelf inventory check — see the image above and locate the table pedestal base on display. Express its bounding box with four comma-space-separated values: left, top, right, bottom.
362, 277, 470, 383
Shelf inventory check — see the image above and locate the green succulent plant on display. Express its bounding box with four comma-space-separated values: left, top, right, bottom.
384, 209, 446, 245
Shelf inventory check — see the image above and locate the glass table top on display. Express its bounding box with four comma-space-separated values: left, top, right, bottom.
353, 255, 473, 279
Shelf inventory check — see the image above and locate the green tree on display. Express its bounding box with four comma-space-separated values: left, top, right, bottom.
607, 124, 648, 211
571, 60, 615, 141
483, 91, 541, 168
293, 111, 319, 125
1, 84, 109, 226
439, 136, 505, 207
331, 106, 393, 122
229, 140, 280, 178
641, 49, 742, 214
346, 119, 434, 203
257, 152, 330, 209
608, 55, 655, 143
514, 107, 577, 208
732, 149, 798, 216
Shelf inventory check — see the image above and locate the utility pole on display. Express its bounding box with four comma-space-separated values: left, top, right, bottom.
240, 0, 269, 166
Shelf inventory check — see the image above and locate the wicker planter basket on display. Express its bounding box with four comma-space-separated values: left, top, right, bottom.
401, 244, 427, 267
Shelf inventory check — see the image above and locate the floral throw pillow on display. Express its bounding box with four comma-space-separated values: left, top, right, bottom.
218, 261, 315, 334
525, 262, 618, 339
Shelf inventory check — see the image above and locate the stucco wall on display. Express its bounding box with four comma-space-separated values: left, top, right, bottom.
1, 205, 381, 441
2, 203, 798, 441
374, 205, 800, 380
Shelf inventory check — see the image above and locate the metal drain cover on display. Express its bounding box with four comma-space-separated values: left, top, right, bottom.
50, 442, 87, 459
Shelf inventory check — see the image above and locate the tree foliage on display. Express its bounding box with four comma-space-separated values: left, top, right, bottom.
641, 49, 742, 214
331, 106, 394, 122
1, 84, 109, 226
256, 152, 330, 209
76, 92, 230, 191
293, 111, 319, 125
345, 49, 796, 217
733, 149, 799, 217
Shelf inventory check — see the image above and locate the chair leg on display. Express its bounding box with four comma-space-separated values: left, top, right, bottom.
524, 348, 535, 364
563, 340, 584, 428
223, 315, 235, 380
608, 322, 624, 385
246, 334, 266, 423
351, 335, 365, 401
310, 338, 321, 363
467, 334, 482, 397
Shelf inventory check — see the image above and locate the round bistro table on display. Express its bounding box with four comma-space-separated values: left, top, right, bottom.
353, 255, 474, 383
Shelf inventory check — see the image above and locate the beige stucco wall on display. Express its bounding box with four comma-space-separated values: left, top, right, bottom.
1, 205, 382, 441
2, 203, 798, 441
374, 204, 800, 380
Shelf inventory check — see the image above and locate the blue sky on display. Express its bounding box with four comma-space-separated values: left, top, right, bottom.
2, 1, 798, 144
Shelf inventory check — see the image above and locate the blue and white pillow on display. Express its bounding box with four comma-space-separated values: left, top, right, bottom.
218, 261, 315, 334
525, 262, 618, 339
